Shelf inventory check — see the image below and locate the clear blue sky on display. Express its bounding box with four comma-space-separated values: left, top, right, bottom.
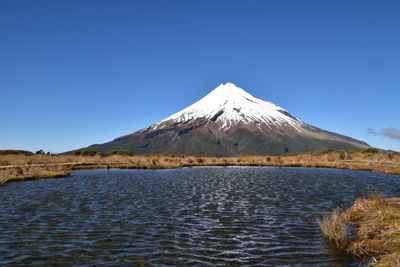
1, 0, 399, 153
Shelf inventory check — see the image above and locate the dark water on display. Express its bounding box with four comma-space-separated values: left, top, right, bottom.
1, 167, 400, 266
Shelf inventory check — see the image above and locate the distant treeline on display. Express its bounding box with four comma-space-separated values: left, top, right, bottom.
72, 149, 132, 157
0, 150, 33, 156
67, 147, 398, 158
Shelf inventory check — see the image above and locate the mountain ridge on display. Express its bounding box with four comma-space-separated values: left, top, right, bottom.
82, 83, 369, 156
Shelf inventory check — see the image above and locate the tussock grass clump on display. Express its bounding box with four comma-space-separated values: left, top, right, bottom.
319, 193, 400, 266
345, 194, 400, 261
375, 253, 400, 267
317, 208, 350, 250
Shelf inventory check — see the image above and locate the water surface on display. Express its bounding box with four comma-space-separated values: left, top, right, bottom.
1, 167, 400, 266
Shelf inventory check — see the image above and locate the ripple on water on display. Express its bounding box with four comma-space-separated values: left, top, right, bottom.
1, 167, 400, 266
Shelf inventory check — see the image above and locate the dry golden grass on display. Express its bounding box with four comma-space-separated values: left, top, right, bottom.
345, 195, 400, 262
0, 149, 399, 184
319, 193, 400, 266
374, 253, 400, 267
317, 208, 350, 250
0, 165, 71, 184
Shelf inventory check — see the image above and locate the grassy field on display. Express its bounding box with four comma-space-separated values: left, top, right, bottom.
0, 148, 399, 184
319, 193, 400, 266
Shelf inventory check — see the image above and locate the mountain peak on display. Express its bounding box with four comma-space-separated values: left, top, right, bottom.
209, 82, 253, 99
213, 82, 243, 92
154, 82, 301, 130
87, 82, 370, 156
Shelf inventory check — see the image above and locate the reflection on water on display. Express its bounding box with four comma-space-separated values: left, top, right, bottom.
1, 167, 400, 266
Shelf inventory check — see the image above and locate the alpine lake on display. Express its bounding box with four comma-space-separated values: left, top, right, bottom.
1, 167, 400, 266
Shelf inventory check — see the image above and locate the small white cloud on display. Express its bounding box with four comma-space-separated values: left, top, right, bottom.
367, 127, 400, 141
381, 128, 400, 140
367, 128, 378, 135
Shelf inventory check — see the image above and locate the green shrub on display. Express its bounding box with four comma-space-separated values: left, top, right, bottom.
386, 152, 396, 160
96, 152, 106, 157
72, 150, 82, 156
362, 148, 379, 154
105, 150, 132, 156
36, 149, 45, 155
81, 149, 97, 156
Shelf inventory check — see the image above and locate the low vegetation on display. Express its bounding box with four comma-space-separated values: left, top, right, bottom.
0, 165, 70, 184
319, 192, 400, 266
0, 148, 399, 184
317, 208, 349, 250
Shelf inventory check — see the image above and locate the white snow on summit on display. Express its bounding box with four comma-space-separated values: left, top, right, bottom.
154, 82, 301, 130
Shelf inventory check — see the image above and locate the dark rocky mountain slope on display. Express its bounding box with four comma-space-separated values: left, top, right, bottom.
85, 83, 369, 156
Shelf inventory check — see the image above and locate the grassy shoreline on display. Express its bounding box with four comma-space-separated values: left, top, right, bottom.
1, 149, 399, 184
319, 193, 400, 266
2, 150, 400, 264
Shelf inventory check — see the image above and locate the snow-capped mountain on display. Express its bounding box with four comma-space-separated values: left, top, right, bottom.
154, 82, 300, 130
86, 82, 369, 156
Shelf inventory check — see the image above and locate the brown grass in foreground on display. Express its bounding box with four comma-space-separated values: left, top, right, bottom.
0, 149, 399, 184
319, 193, 400, 266
317, 208, 349, 250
